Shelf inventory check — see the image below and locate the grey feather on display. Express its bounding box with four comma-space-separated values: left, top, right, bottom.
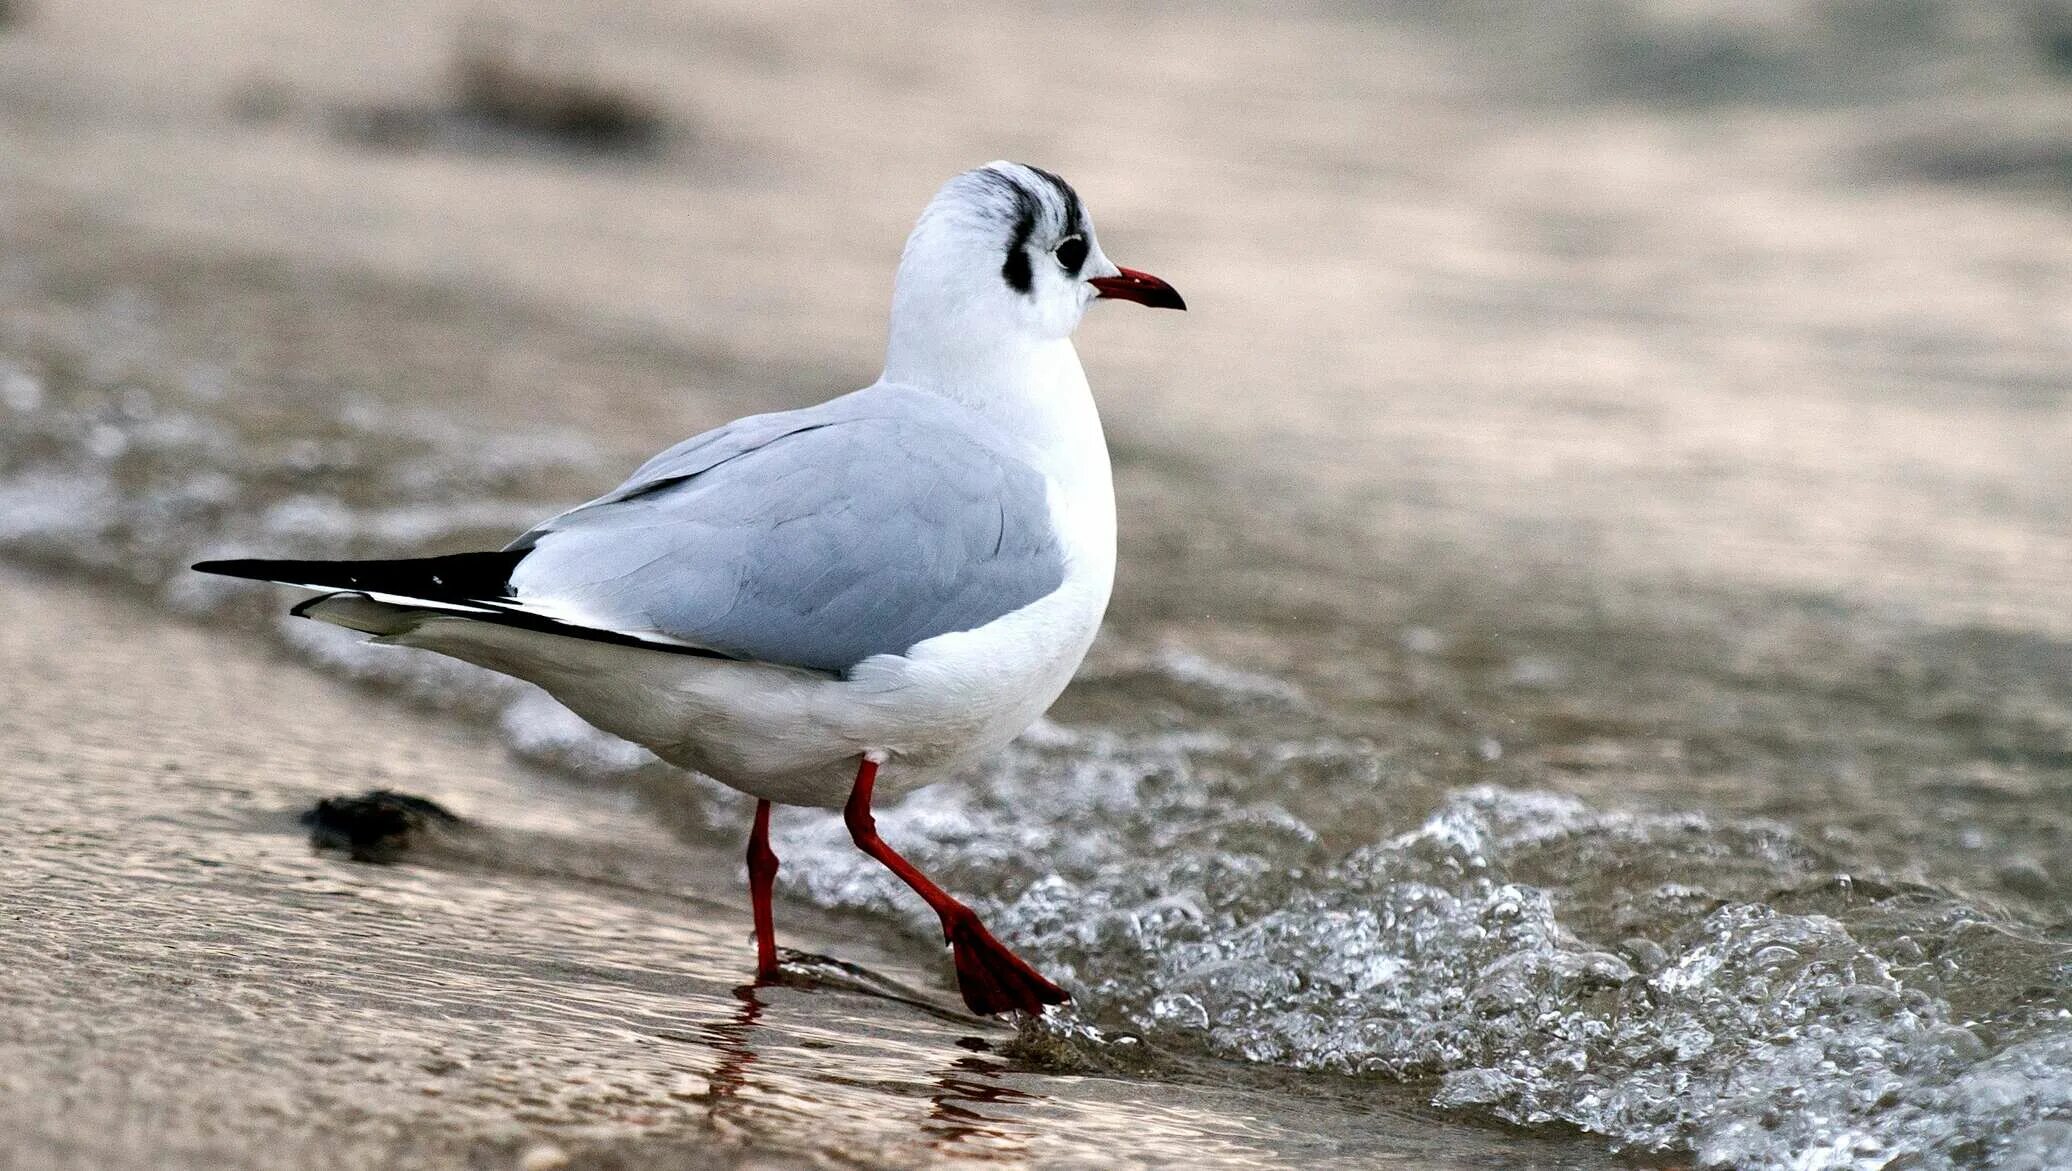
504, 386, 1066, 672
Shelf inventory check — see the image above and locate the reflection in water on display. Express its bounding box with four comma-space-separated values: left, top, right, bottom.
683, 984, 765, 1106
924, 1057, 1040, 1161
670, 978, 1043, 1162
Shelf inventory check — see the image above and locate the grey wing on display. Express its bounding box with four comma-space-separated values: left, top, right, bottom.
512, 401, 845, 533
503, 402, 1066, 673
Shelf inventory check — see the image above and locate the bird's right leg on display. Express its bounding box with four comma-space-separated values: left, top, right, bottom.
746, 798, 781, 980
841, 755, 1068, 1016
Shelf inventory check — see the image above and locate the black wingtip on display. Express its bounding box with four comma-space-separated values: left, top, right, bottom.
189, 551, 527, 598
192, 558, 276, 581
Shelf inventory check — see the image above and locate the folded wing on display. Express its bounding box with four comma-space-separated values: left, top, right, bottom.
504, 388, 1067, 673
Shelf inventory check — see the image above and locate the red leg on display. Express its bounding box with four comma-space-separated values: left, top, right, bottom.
842, 757, 1068, 1016
747, 798, 781, 980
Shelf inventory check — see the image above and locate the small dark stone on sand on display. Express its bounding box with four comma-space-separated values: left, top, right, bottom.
300, 789, 463, 864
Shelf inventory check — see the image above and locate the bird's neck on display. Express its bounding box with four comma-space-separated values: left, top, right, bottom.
880, 328, 1111, 500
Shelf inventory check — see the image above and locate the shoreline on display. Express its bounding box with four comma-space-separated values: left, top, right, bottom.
0, 564, 1629, 1170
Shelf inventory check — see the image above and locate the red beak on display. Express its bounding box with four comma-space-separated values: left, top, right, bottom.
1090, 266, 1186, 311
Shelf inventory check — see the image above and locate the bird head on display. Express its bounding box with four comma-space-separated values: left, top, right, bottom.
890, 162, 1183, 354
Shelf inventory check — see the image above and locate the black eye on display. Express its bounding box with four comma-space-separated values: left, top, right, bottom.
1054, 235, 1088, 274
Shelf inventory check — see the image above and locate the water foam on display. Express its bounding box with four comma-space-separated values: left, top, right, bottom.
3, 346, 2066, 1168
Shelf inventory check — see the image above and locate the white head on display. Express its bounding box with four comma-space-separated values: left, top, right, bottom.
883, 162, 1182, 389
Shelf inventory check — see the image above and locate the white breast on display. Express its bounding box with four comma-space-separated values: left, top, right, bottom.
697, 353, 1119, 805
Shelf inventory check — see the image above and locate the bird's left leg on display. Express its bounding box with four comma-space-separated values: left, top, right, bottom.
841, 755, 1068, 1016
746, 798, 781, 980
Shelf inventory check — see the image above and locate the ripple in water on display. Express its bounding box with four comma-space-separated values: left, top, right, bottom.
2, 343, 2067, 1170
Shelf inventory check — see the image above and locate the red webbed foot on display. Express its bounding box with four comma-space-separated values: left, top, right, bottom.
942, 907, 1069, 1016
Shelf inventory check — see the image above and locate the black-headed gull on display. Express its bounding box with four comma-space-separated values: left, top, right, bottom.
196, 162, 1184, 1015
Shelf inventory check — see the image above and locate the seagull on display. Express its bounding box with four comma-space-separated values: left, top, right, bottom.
194, 162, 1184, 1016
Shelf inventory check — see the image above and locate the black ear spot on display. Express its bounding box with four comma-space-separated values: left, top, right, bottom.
1001, 203, 1037, 294
1002, 246, 1032, 293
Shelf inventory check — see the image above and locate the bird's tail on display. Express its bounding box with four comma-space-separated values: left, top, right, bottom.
285, 592, 432, 637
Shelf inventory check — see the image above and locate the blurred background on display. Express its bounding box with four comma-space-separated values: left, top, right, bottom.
2, 3, 2068, 1169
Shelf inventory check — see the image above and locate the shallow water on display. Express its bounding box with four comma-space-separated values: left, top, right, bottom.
4, 237, 2069, 1170
4, 2, 2071, 1167
9, 565, 1642, 1171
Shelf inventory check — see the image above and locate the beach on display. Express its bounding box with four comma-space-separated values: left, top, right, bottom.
2, 2, 2068, 1167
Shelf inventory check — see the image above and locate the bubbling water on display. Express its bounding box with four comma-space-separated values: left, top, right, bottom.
2, 345, 2066, 1169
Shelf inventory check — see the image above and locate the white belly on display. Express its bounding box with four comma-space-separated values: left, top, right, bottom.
389, 543, 1109, 809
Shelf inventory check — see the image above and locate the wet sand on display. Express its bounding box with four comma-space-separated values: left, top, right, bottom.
0, 566, 1629, 1170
